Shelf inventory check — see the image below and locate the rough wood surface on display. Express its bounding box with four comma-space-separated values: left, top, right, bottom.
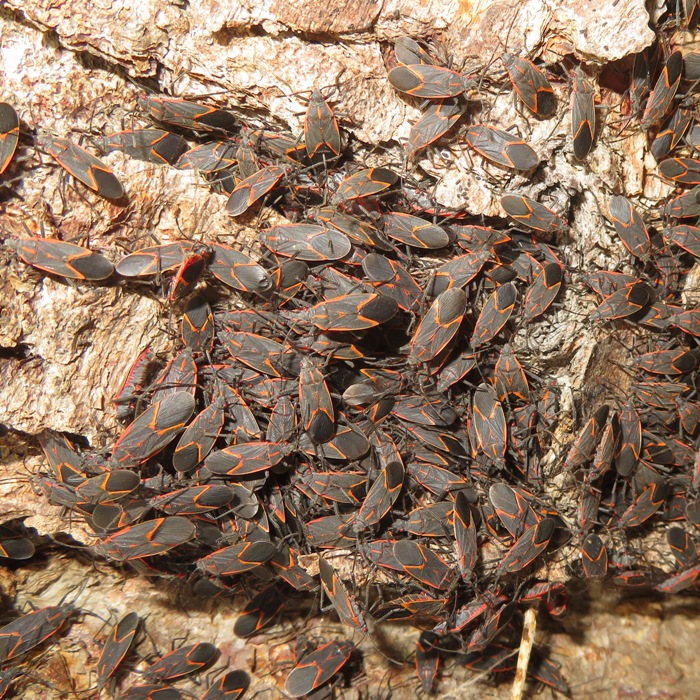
1, 0, 700, 697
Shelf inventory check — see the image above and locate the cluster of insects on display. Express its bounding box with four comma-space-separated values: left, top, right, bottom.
3, 2, 700, 697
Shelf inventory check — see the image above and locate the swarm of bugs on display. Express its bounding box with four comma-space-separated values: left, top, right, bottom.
3, 1, 700, 697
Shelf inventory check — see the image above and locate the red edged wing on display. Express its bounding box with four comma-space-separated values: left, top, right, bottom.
309, 293, 398, 331
415, 631, 440, 693
409, 287, 466, 363
388, 64, 466, 98
522, 262, 562, 320
564, 404, 609, 470
196, 540, 277, 577
407, 98, 466, 156
15, 237, 114, 280
204, 441, 287, 476
667, 526, 698, 568
429, 250, 490, 297
635, 347, 700, 375
663, 224, 700, 257
0, 530, 35, 561
393, 539, 453, 590
115, 241, 198, 278
581, 533, 608, 579
0, 103, 19, 175
331, 167, 398, 203
175, 140, 237, 172
669, 308, 700, 337
589, 280, 652, 321
619, 481, 669, 528
396, 502, 454, 537
75, 470, 140, 503
149, 485, 233, 515
664, 186, 700, 219
207, 243, 274, 294
284, 640, 354, 698
96, 516, 195, 561
97, 129, 188, 165
263, 223, 352, 261
453, 489, 478, 579
608, 195, 651, 260
641, 51, 683, 130
319, 558, 368, 630
489, 482, 539, 537
145, 96, 237, 133
494, 344, 529, 402
464, 125, 539, 170
0, 605, 76, 664
472, 384, 507, 464
659, 157, 700, 186
181, 295, 215, 354
233, 584, 285, 638
97, 612, 140, 688
200, 670, 250, 700
317, 207, 392, 249
151, 348, 198, 401
39, 136, 124, 200
114, 347, 157, 422
500, 194, 567, 234
112, 392, 195, 468
655, 563, 700, 594
38, 429, 86, 486
226, 165, 286, 216
145, 643, 218, 682
501, 53, 556, 117
172, 401, 225, 473
468, 601, 517, 651
589, 413, 620, 480
497, 518, 555, 574
382, 212, 450, 249
651, 107, 692, 160
299, 359, 335, 444
269, 545, 315, 591
394, 36, 435, 65
354, 461, 404, 531
471, 282, 516, 348
221, 331, 295, 377
304, 513, 356, 550
305, 89, 341, 160
362, 253, 422, 312
169, 251, 210, 300
436, 350, 477, 392
571, 66, 595, 159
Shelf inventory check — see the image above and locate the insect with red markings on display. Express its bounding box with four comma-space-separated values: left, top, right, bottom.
263, 223, 352, 261
393, 539, 453, 590
233, 584, 285, 638
181, 295, 214, 354
96, 129, 189, 166
619, 481, 669, 528
464, 125, 539, 170
284, 639, 354, 698
304, 89, 342, 161
388, 64, 470, 99
497, 517, 555, 574
415, 630, 440, 693
169, 250, 210, 301
39, 135, 125, 200
111, 392, 195, 468
522, 262, 562, 320
406, 98, 466, 157
331, 167, 399, 204
581, 533, 608, 579
590, 280, 652, 321
319, 558, 368, 631
0, 604, 78, 665
453, 490, 478, 580
14, 237, 114, 281
96, 612, 140, 689
489, 482, 539, 538
472, 283, 517, 348
354, 461, 404, 532
308, 293, 398, 331
608, 195, 652, 260
197, 540, 277, 577
667, 526, 697, 569
651, 107, 692, 160
640, 50, 683, 130
501, 52, 556, 117
299, 358, 335, 444
571, 66, 596, 159
144, 95, 237, 133
472, 384, 508, 466
175, 140, 237, 172
114, 347, 157, 423
501, 194, 567, 235
200, 670, 250, 700
410, 288, 466, 363
565, 405, 609, 471
226, 165, 287, 216
145, 642, 218, 682
38, 429, 86, 487
96, 516, 196, 561
0, 103, 19, 175
382, 212, 450, 249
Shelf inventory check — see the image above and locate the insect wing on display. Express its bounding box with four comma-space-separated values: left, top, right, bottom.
409, 288, 466, 362
0, 103, 19, 175
319, 558, 367, 630
464, 125, 539, 170
226, 165, 286, 216
97, 517, 196, 561
305, 89, 341, 159
502, 53, 556, 117
571, 67, 595, 159
16, 238, 114, 280
284, 640, 353, 698
497, 518, 555, 574
97, 612, 140, 687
